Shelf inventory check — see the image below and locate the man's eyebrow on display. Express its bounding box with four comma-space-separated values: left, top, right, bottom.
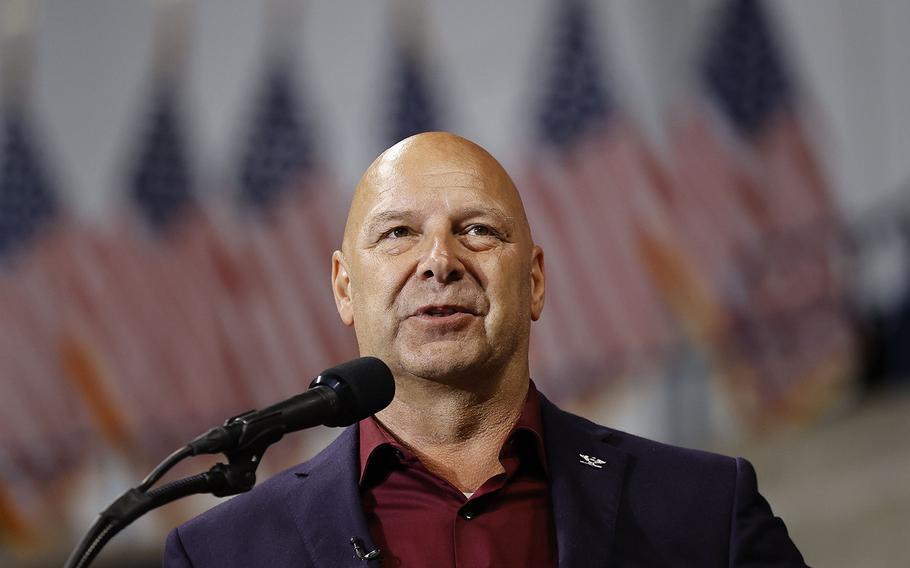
458, 205, 512, 222
363, 210, 416, 232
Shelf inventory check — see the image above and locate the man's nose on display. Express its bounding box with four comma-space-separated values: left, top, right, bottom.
417, 234, 464, 284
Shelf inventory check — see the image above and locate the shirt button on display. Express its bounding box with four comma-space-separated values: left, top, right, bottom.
460, 507, 476, 520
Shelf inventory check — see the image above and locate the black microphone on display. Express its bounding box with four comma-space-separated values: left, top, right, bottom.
187, 357, 394, 455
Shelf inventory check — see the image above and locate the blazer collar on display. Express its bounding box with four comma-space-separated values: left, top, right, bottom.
540, 393, 628, 567
288, 425, 380, 567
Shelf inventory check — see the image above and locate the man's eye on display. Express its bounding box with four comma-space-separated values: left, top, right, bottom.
465, 224, 496, 237
384, 227, 412, 239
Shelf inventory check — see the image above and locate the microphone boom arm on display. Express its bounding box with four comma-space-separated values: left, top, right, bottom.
65, 427, 280, 568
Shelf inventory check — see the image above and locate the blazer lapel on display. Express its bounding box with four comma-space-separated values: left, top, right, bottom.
287, 425, 381, 567
540, 395, 628, 568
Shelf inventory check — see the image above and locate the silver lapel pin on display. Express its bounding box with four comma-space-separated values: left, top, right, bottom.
579, 453, 606, 469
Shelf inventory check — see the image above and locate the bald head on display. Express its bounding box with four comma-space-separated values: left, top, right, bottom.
331, 131, 545, 386
342, 132, 531, 255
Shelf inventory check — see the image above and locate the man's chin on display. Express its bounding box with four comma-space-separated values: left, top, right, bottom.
397, 340, 490, 382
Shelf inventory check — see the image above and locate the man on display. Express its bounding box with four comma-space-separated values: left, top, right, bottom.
164, 132, 806, 567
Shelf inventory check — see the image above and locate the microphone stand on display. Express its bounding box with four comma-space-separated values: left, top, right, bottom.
64, 417, 286, 568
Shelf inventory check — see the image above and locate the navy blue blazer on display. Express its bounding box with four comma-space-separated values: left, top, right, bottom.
164, 395, 806, 567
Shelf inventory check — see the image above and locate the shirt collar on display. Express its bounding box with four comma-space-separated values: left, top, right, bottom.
357, 380, 548, 486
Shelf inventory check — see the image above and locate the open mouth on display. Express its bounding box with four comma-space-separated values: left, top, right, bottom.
424, 307, 461, 317
415, 305, 475, 318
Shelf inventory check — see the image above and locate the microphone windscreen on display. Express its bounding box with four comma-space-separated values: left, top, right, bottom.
311, 357, 395, 426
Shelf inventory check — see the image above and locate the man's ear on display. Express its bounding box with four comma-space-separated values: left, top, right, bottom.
530, 245, 545, 321
332, 250, 355, 326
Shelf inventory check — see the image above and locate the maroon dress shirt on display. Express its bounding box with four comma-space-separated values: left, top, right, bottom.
358, 382, 557, 567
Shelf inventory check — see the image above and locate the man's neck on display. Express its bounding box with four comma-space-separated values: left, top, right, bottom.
374, 369, 529, 493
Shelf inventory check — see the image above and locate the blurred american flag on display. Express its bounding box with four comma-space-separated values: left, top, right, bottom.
0, 95, 98, 544
696, 0, 856, 422
235, 52, 357, 404
521, 0, 676, 400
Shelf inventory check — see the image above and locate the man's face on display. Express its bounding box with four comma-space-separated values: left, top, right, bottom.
332, 134, 544, 383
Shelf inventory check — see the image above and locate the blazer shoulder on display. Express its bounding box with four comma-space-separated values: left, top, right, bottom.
541, 393, 735, 470
537, 392, 806, 566
164, 426, 359, 566
163, 464, 307, 567
608, 425, 735, 469
175, 461, 302, 535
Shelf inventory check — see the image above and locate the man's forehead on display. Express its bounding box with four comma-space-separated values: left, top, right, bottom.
366, 168, 509, 202
359, 172, 516, 233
